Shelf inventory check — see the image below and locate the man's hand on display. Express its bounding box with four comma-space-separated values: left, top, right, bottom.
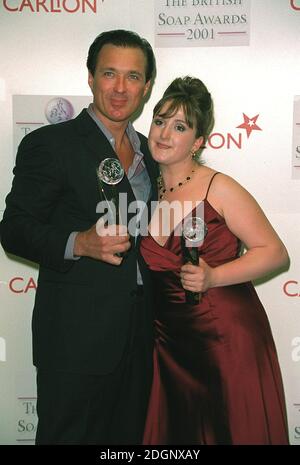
74, 221, 131, 265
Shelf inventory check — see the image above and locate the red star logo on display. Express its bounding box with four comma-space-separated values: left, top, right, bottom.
236, 113, 262, 138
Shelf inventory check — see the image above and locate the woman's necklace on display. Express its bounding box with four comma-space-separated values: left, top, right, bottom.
157, 165, 196, 200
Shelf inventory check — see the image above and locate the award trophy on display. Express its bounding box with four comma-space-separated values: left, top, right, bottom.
181, 216, 208, 305
97, 158, 125, 256
97, 157, 125, 224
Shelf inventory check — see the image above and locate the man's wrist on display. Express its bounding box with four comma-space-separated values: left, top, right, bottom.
74, 231, 84, 257
64, 231, 82, 260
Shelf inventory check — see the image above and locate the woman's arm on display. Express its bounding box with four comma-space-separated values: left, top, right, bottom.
181, 174, 289, 292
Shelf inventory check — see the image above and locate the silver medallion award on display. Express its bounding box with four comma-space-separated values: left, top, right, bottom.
97, 158, 125, 257
98, 158, 125, 186
182, 216, 208, 305
97, 158, 124, 224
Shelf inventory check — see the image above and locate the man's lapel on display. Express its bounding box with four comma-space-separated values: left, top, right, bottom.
75, 109, 136, 206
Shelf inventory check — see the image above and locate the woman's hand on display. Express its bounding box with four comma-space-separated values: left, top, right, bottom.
180, 258, 213, 293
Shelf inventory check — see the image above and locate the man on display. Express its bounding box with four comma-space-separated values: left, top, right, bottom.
0, 30, 157, 444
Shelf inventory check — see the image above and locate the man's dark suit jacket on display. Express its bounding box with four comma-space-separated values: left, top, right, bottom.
0, 109, 158, 375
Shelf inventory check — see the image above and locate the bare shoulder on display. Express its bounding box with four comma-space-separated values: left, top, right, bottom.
197, 165, 216, 177
206, 172, 258, 216
196, 165, 219, 185
210, 172, 252, 197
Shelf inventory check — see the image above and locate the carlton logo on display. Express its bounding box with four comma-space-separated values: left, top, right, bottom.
206, 113, 262, 151
283, 280, 300, 297
9, 277, 37, 293
2, 0, 104, 13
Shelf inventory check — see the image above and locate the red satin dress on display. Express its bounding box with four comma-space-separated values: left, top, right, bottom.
140, 178, 289, 445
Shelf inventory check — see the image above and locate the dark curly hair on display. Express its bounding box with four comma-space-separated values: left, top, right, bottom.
153, 76, 214, 141
87, 29, 156, 83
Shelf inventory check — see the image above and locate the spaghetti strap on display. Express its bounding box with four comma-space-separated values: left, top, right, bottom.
204, 172, 220, 200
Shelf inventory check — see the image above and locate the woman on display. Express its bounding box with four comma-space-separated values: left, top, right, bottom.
140, 76, 289, 445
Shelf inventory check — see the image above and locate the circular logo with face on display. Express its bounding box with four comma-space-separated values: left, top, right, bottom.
45, 97, 74, 124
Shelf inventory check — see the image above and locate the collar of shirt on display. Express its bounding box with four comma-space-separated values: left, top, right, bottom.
86, 104, 145, 179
